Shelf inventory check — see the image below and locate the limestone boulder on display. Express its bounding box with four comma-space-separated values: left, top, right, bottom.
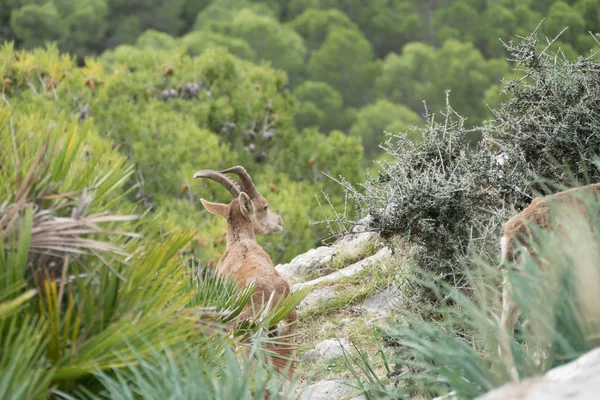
276, 246, 336, 281
299, 380, 352, 400
292, 247, 392, 291
275, 231, 380, 282
302, 338, 351, 362
476, 347, 600, 400
297, 286, 335, 312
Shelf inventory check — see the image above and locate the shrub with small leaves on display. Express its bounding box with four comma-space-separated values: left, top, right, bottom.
335, 100, 516, 276
490, 28, 600, 197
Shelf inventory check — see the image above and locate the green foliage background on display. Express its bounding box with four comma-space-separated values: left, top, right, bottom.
1, 42, 363, 266
4, 0, 600, 163
4, 0, 599, 261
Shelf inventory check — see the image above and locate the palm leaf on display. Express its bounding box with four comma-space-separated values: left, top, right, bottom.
0, 288, 36, 318
0, 315, 52, 400
56, 341, 298, 400
187, 267, 256, 323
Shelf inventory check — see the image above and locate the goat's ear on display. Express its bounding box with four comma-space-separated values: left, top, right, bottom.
239, 192, 254, 218
200, 198, 229, 219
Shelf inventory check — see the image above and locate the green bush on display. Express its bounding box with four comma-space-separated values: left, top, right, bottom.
489, 29, 600, 197
375, 40, 509, 126
288, 8, 359, 53
307, 26, 379, 108
337, 101, 513, 276
229, 9, 307, 81
135, 29, 178, 51
349, 99, 422, 158
180, 30, 256, 59
336, 29, 600, 279
292, 80, 345, 132
193, 0, 275, 31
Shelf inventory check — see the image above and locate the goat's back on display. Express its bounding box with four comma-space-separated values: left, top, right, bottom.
218, 240, 297, 377
503, 183, 600, 263
217, 240, 291, 302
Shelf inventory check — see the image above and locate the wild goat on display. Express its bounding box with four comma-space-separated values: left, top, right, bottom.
193, 166, 297, 379
498, 182, 600, 381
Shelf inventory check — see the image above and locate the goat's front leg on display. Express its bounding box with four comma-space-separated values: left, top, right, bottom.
498, 276, 521, 382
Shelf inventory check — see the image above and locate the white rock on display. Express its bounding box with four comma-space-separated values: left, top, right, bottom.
302, 338, 350, 362
297, 286, 335, 312
300, 380, 352, 400
336, 231, 377, 250
292, 247, 392, 291
275, 231, 380, 282
358, 287, 399, 314
433, 391, 457, 400
275, 246, 336, 281
476, 347, 600, 400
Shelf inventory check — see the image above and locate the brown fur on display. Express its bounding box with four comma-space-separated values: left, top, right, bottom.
498, 182, 600, 381
501, 183, 600, 264
197, 175, 297, 381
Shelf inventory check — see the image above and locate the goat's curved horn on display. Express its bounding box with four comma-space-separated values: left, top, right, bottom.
193, 170, 240, 198
220, 166, 259, 199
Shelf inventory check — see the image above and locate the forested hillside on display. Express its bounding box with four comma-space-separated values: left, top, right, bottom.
3, 0, 599, 263
3, 0, 600, 158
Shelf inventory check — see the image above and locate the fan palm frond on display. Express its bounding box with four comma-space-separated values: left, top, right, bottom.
56, 341, 299, 400
0, 314, 51, 400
